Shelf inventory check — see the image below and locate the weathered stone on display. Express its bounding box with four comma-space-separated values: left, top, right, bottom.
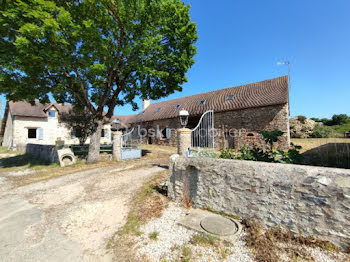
176, 128, 191, 156
335, 177, 350, 188
289, 117, 316, 138
322, 207, 335, 217
317, 177, 332, 186
112, 131, 122, 161
295, 187, 310, 194
168, 155, 350, 250
302, 195, 328, 205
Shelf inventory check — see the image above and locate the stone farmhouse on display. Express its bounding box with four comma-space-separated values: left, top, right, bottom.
1, 76, 290, 151
114, 76, 290, 150
1, 101, 112, 151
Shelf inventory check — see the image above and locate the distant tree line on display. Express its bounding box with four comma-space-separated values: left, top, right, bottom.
310, 114, 350, 126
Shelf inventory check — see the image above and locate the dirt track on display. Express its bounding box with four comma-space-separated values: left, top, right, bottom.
0, 160, 167, 261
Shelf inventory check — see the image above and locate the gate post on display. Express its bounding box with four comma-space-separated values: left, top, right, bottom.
112, 131, 123, 161
177, 128, 191, 156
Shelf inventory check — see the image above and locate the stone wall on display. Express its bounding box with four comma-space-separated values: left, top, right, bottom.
26, 144, 59, 163
213, 103, 290, 150
168, 155, 350, 249
137, 103, 290, 150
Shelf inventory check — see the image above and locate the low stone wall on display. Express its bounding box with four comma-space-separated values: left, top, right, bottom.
168, 155, 350, 249
26, 144, 59, 163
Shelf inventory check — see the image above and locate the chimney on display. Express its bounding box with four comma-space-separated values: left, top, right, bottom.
142, 99, 150, 110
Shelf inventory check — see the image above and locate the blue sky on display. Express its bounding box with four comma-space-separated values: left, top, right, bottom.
2, 0, 349, 118
116, 0, 350, 118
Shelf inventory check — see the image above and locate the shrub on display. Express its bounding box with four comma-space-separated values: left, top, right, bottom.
310, 117, 321, 122
219, 130, 303, 165
311, 124, 335, 138
297, 115, 307, 124
331, 114, 349, 125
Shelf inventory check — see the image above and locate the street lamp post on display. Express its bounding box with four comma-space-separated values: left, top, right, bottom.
179, 109, 189, 128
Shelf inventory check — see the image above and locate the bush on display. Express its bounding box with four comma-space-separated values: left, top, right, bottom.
311, 124, 334, 138
297, 115, 307, 124
331, 114, 349, 126
219, 130, 303, 164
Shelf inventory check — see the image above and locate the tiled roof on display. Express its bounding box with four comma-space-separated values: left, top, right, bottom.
130, 76, 288, 123
8, 100, 72, 118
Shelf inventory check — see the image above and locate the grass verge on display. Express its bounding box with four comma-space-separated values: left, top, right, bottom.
107, 170, 169, 260
243, 218, 341, 262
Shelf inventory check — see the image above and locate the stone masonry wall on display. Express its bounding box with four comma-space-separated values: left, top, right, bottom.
214, 103, 290, 150
168, 155, 350, 249
137, 103, 290, 150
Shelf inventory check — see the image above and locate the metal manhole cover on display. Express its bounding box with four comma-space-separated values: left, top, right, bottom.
200, 216, 238, 236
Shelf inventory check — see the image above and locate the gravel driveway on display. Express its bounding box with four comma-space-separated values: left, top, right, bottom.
0, 160, 167, 262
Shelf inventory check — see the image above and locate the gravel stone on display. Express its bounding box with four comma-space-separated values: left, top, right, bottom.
134, 203, 254, 262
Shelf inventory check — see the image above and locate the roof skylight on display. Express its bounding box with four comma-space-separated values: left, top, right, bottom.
175, 104, 181, 109
226, 95, 234, 101
199, 100, 206, 105
156, 107, 161, 112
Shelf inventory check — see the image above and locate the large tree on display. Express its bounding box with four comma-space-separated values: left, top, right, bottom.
0, 0, 197, 163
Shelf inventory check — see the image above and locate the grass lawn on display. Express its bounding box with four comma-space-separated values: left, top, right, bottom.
291, 138, 350, 152
332, 123, 350, 135
291, 138, 350, 169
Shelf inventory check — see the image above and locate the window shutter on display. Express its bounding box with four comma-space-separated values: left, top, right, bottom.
71, 129, 76, 139
166, 127, 171, 139
38, 128, 44, 140
105, 129, 110, 140
156, 126, 160, 139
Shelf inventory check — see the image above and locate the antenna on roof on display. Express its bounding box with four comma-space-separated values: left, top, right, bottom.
277, 61, 291, 90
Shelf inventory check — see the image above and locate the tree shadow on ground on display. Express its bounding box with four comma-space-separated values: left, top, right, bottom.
0, 154, 53, 169
302, 143, 350, 169
142, 149, 151, 157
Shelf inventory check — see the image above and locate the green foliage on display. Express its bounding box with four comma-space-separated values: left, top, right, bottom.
332, 123, 350, 134
149, 231, 159, 240
297, 115, 307, 124
59, 108, 94, 145
260, 130, 284, 148
310, 117, 321, 122
219, 130, 303, 164
1, 0, 197, 161
331, 114, 349, 126
311, 124, 335, 138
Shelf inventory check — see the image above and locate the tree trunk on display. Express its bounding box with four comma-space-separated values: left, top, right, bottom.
87, 121, 102, 164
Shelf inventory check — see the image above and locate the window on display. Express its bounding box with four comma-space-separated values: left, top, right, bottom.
101, 129, 109, 138
199, 100, 206, 105
156, 107, 161, 112
161, 127, 171, 139
226, 95, 234, 101
28, 128, 37, 139
48, 111, 56, 118
175, 104, 181, 109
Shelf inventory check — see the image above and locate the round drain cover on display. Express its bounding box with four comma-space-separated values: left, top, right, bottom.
200, 216, 238, 236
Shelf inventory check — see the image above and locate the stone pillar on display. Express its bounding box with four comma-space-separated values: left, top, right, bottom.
112, 131, 122, 161
177, 128, 191, 156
